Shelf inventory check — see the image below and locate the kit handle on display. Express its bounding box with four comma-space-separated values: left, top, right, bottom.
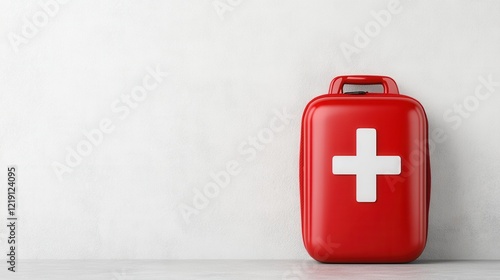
329, 75, 399, 94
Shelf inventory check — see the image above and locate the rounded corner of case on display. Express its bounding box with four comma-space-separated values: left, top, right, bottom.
400, 241, 427, 263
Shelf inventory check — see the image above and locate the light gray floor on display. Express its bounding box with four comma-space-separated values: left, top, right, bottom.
1, 260, 499, 279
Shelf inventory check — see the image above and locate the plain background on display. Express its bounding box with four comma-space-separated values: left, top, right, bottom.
0, 0, 499, 260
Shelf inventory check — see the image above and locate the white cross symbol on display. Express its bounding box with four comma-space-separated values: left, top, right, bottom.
332, 128, 401, 202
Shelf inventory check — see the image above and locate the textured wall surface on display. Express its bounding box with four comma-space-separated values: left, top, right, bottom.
0, 0, 499, 260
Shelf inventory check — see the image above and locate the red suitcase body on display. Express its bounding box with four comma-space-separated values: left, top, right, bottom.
300, 75, 430, 263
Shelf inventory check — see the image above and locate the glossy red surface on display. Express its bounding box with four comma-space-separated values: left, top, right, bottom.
300, 76, 430, 263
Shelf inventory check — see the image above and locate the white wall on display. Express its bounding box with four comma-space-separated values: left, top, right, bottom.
0, 0, 499, 260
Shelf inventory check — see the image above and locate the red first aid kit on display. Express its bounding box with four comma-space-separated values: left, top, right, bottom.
300, 75, 430, 263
